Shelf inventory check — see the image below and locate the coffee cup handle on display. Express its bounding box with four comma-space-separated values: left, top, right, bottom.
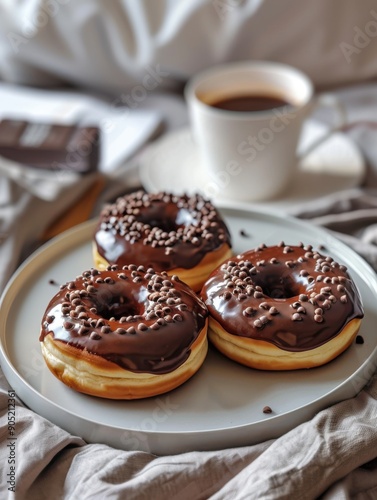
298, 93, 347, 160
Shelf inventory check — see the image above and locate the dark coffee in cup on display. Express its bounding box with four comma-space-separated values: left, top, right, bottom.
209, 94, 291, 112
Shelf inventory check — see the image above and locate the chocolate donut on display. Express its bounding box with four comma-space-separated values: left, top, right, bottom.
40, 265, 208, 399
93, 191, 232, 292
201, 243, 364, 370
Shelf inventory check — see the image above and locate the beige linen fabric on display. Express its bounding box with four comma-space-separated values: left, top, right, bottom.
1, 372, 377, 499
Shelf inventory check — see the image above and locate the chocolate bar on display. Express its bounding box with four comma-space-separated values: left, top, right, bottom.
0, 119, 100, 173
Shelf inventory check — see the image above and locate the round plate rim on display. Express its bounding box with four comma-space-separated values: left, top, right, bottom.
0, 205, 376, 450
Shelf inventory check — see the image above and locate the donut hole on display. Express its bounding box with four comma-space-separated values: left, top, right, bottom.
94, 287, 141, 320
96, 295, 137, 320
138, 206, 197, 233
255, 274, 301, 299
146, 218, 178, 233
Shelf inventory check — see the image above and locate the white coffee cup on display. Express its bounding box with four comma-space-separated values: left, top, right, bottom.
184, 61, 340, 202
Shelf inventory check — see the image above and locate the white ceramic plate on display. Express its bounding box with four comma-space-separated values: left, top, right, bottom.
139, 121, 365, 212
1, 205, 376, 455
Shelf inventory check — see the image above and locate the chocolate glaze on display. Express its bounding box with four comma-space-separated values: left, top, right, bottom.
93, 191, 232, 270
201, 243, 364, 352
40, 265, 208, 374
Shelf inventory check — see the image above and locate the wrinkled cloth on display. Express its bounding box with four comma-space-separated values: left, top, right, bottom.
2, 81, 377, 499
0, 171, 98, 292
1, 371, 377, 499
2, 0, 377, 92
0, 83, 162, 175
0, 81, 162, 292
